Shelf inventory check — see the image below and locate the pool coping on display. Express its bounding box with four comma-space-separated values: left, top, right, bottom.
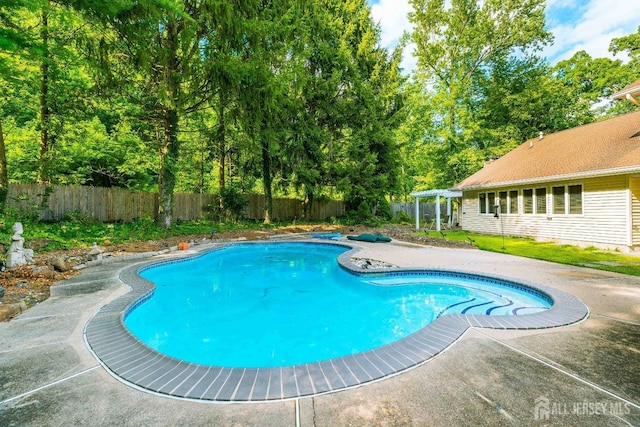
84, 240, 589, 402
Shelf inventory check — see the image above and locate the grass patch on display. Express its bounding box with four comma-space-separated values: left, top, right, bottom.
421, 230, 640, 276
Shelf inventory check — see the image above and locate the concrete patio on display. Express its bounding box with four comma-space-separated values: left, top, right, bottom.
1, 239, 638, 426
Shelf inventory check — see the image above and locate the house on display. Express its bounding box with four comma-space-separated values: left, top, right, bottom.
453, 110, 640, 252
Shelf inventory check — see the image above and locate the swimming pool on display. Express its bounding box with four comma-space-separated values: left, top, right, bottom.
125, 243, 551, 368
85, 240, 589, 401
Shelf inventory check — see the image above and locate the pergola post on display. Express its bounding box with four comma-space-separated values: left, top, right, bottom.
415, 196, 420, 230
435, 194, 441, 231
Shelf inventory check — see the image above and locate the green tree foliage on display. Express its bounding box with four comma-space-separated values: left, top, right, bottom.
334, 19, 405, 215
476, 56, 594, 151
284, 0, 346, 219
1, 0, 99, 190
552, 50, 636, 118
281, 0, 404, 219
231, 0, 296, 223
1, 0, 639, 224
87, 1, 221, 227
408, 0, 551, 188
608, 26, 640, 114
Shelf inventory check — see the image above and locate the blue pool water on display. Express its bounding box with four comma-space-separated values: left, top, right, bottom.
125, 243, 551, 368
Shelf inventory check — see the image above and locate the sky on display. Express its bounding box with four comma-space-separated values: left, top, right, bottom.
368, 0, 640, 74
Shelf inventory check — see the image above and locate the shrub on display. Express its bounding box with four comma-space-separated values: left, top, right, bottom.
392, 210, 412, 224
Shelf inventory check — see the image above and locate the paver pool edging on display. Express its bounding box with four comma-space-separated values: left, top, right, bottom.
84, 240, 589, 402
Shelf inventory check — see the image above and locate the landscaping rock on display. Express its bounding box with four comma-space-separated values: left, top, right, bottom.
351, 258, 397, 269
0, 301, 27, 321
30, 265, 54, 275
50, 257, 69, 272
15, 281, 30, 289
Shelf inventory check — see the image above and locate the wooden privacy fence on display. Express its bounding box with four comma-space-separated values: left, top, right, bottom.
243, 194, 345, 222
5, 184, 345, 223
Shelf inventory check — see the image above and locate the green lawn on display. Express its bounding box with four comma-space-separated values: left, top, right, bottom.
420, 230, 640, 276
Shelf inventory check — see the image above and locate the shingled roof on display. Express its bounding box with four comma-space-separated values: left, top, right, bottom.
454, 110, 640, 190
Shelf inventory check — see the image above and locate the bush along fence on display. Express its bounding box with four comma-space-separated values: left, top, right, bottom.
4, 184, 346, 223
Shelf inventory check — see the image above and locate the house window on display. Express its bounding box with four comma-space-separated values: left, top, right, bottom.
487, 192, 496, 214
479, 193, 487, 214
569, 184, 582, 214
552, 186, 565, 214
509, 190, 518, 214
551, 184, 582, 215
523, 189, 533, 214
535, 188, 546, 215
498, 191, 507, 214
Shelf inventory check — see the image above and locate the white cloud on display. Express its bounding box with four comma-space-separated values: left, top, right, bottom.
542, 0, 640, 63
370, 0, 412, 48
399, 42, 418, 75
369, 0, 640, 74
370, 0, 416, 74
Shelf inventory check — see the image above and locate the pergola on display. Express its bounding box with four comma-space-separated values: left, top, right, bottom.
410, 189, 463, 231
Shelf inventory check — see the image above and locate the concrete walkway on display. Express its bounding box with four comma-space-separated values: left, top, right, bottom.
1, 240, 638, 426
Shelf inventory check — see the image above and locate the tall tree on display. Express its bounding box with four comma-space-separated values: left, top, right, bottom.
332, 0, 405, 215
476, 56, 594, 150
1, 0, 97, 186
552, 50, 635, 118
1, 0, 40, 196
38, 1, 51, 184
92, 1, 214, 227
609, 26, 640, 113
201, 1, 255, 198
284, 0, 353, 219
408, 0, 551, 187
234, 0, 295, 223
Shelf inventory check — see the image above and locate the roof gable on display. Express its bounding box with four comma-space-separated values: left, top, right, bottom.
455, 111, 640, 190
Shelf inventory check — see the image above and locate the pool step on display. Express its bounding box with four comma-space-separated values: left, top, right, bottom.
437, 298, 547, 318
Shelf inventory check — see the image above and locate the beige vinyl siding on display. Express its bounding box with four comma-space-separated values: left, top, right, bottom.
461, 175, 631, 248
632, 177, 640, 248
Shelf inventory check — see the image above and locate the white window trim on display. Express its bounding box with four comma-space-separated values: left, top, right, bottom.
507, 189, 518, 215
478, 192, 498, 215
550, 183, 584, 216
534, 187, 548, 216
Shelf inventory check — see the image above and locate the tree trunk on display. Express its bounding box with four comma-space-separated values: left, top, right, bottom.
304, 190, 313, 221
261, 135, 272, 224
0, 118, 7, 208
38, 6, 51, 184
157, 108, 179, 228
156, 19, 180, 228
217, 96, 226, 198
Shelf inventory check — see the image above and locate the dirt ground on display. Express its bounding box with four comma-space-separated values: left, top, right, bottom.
0, 224, 473, 320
